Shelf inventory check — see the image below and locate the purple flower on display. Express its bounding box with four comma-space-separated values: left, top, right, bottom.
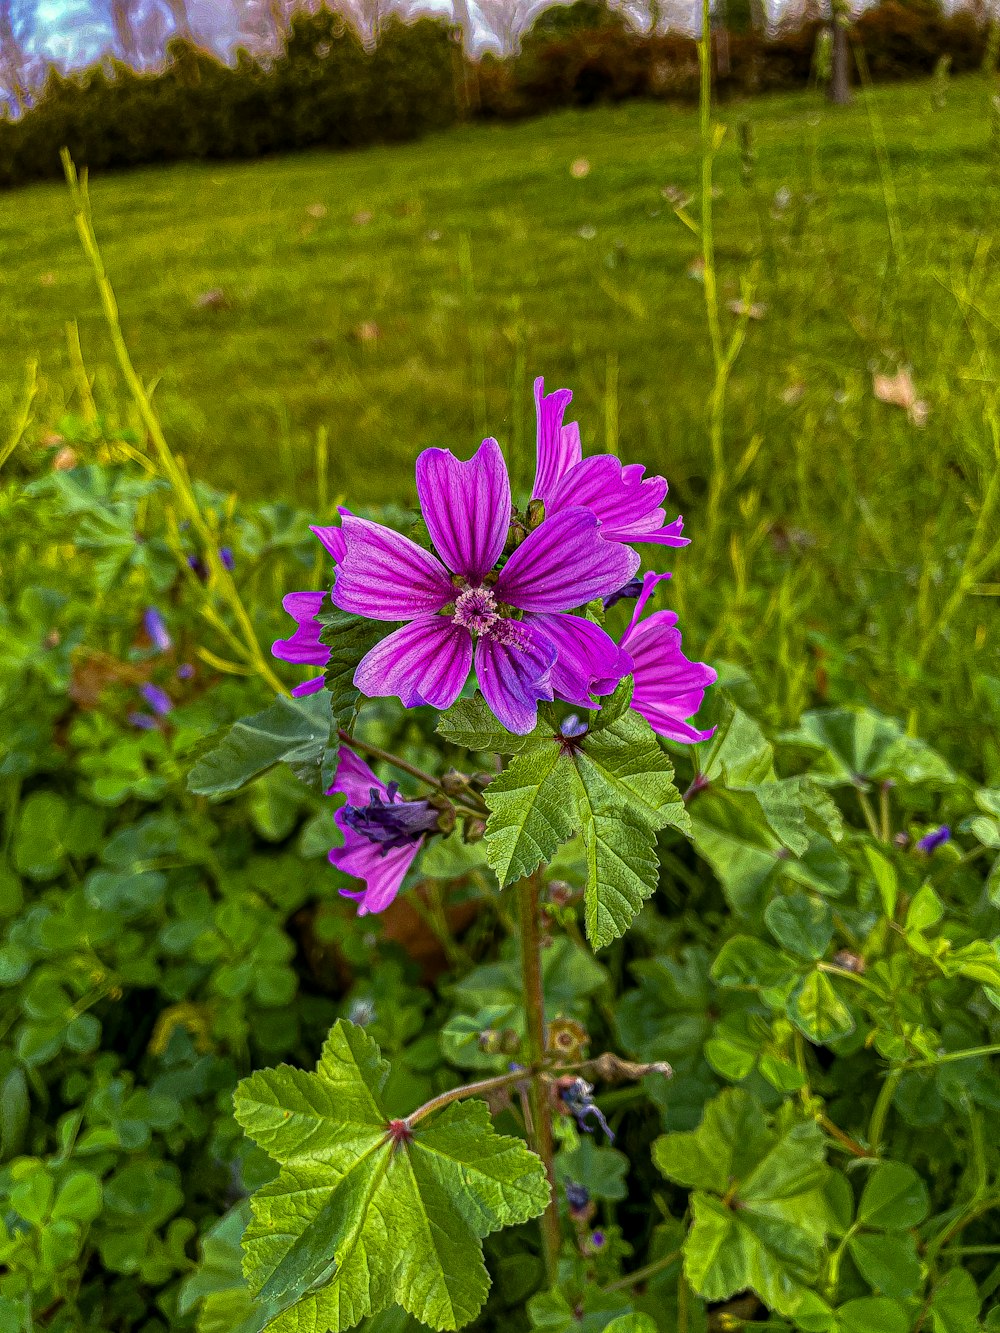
177, 663, 195, 680
328, 747, 427, 915
916, 825, 950, 854
617, 572, 716, 742
560, 713, 589, 739
559, 1076, 614, 1142
531, 378, 688, 549
342, 782, 441, 850
141, 682, 173, 715
603, 574, 645, 609
272, 591, 329, 698
565, 1181, 590, 1214
220, 546, 235, 571
590, 1230, 606, 1250
143, 607, 172, 654
332, 437, 637, 734
127, 711, 158, 731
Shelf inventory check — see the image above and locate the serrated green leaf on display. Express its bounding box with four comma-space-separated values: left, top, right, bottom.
699, 698, 776, 786
856, 1162, 929, 1231
437, 693, 532, 754
234, 1019, 548, 1332
188, 693, 332, 798
483, 744, 576, 888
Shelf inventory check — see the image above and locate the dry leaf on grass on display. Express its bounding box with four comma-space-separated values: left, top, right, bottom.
872, 367, 928, 426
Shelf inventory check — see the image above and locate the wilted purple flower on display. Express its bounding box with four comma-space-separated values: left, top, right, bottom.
916, 825, 950, 854
342, 782, 441, 851
617, 572, 716, 742
332, 437, 637, 734
143, 607, 172, 654
531, 378, 687, 549
328, 747, 427, 915
565, 1181, 590, 1215
559, 1076, 614, 1142
141, 683, 173, 715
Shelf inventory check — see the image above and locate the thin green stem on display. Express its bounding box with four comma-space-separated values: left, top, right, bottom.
406, 1070, 526, 1127
857, 789, 881, 840
867, 1067, 902, 1155
602, 1248, 681, 1294
519, 871, 561, 1287
907, 1042, 1000, 1070
61, 151, 287, 697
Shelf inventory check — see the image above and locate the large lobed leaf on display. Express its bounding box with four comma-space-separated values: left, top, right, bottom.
187, 693, 333, 799
233, 1019, 549, 1333
478, 680, 688, 950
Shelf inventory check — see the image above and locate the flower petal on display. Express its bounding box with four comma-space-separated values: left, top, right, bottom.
532, 377, 582, 505
623, 610, 717, 742
475, 620, 557, 735
311, 524, 346, 564
272, 591, 328, 665
548, 456, 688, 547
524, 612, 631, 707
292, 676, 326, 697
496, 507, 640, 613
332, 514, 453, 621
415, 437, 512, 581
330, 833, 422, 915
354, 616, 472, 710
327, 745, 386, 802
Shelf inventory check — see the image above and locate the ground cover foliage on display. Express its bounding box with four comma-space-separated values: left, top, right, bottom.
1, 67, 1000, 1333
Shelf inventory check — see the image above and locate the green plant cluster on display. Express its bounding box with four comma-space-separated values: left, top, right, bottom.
4, 410, 1000, 1330
0, 0, 990, 188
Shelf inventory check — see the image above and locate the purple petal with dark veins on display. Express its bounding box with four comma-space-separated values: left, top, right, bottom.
332, 514, 453, 621
354, 616, 473, 710
415, 436, 511, 582
548, 455, 688, 547
495, 507, 640, 613
621, 608, 716, 742
328, 746, 422, 915
532, 377, 583, 505
523, 611, 631, 708
474, 619, 556, 735
272, 591, 328, 665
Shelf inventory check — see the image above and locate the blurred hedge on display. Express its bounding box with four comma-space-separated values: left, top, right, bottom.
0, 0, 991, 188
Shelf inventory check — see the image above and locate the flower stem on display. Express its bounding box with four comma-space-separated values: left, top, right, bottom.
519, 870, 561, 1287
867, 1067, 902, 1155
406, 1070, 526, 1127
602, 1248, 682, 1294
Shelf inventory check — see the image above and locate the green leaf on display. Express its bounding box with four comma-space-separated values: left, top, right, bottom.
699, 698, 776, 786
654, 1089, 828, 1320
930, 1268, 980, 1333
188, 693, 332, 798
568, 692, 688, 949
437, 693, 531, 754
836, 1297, 910, 1333
864, 846, 899, 919
234, 1019, 549, 1331
483, 743, 577, 888
788, 970, 854, 1045
711, 936, 799, 991
765, 893, 834, 961
847, 1232, 922, 1298
317, 601, 400, 724
604, 1318, 658, 1333
906, 884, 944, 934
855, 1162, 929, 1231
782, 706, 956, 791
555, 1138, 630, 1202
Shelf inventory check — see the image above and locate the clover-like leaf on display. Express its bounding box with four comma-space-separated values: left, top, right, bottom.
653, 1088, 829, 1320
234, 1019, 549, 1333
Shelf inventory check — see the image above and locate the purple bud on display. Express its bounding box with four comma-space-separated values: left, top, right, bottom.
916, 826, 950, 854
602, 575, 645, 610
565, 1181, 590, 1213
141, 683, 174, 716
220, 546, 235, 571
590, 1230, 606, 1249
187, 554, 208, 581
143, 607, 172, 654
177, 663, 195, 680
342, 784, 440, 853
128, 711, 158, 731
560, 714, 589, 739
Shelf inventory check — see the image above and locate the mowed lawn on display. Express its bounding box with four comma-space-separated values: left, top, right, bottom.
2, 74, 998, 760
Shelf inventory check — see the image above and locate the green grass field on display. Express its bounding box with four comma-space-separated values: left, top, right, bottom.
2, 74, 999, 766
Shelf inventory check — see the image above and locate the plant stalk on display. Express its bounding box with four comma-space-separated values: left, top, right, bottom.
519, 870, 561, 1286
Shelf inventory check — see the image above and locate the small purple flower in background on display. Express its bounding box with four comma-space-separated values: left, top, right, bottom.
558, 1076, 614, 1142
143, 607, 172, 654
559, 714, 589, 740
617, 571, 716, 742
916, 825, 950, 854
219, 546, 235, 571
332, 437, 637, 733
141, 683, 173, 716
589, 1230, 606, 1251
127, 711, 158, 731
177, 663, 195, 680
328, 747, 431, 915
531, 378, 687, 549
565, 1181, 590, 1216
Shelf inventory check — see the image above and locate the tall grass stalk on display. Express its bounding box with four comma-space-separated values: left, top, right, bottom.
61, 150, 287, 696
0, 360, 38, 472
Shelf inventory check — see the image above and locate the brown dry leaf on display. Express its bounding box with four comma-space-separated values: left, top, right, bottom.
69, 650, 146, 709
872, 367, 928, 427
727, 298, 768, 321
352, 209, 373, 225
350, 321, 381, 344
53, 448, 78, 471
570, 157, 590, 178
307, 202, 328, 219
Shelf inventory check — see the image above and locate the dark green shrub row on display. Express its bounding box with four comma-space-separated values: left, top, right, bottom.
0, 0, 991, 188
